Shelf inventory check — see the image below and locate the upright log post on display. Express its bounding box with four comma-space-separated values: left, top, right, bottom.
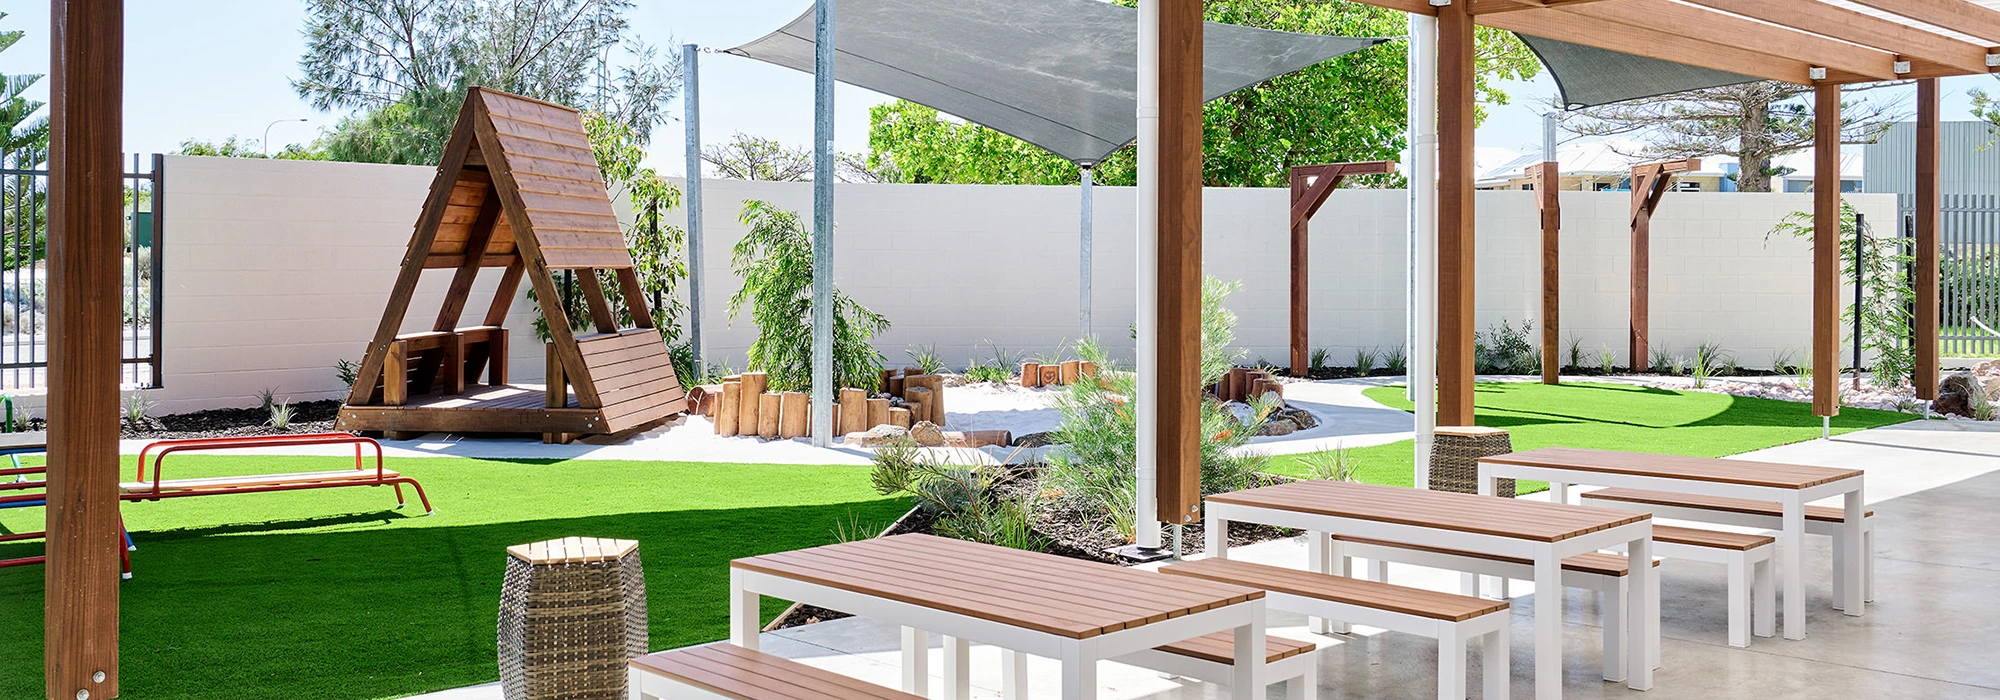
1155, 0, 1204, 525
1915, 78, 1941, 400
1532, 161, 1560, 384
1813, 85, 1842, 420
1436, 0, 1477, 427
47, 0, 124, 696
1288, 161, 1396, 377
1627, 159, 1700, 372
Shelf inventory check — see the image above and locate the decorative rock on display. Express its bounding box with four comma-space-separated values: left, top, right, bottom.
1013, 431, 1057, 448
1936, 371, 1979, 418
1256, 418, 1298, 437
909, 420, 948, 447
1278, 407, 1319, 430
845, 424, 910, 447
1982, 376, 2000, 401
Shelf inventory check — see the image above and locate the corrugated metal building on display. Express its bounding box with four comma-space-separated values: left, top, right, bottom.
1864, 121, 2000, 204
1865, 120, 2000, 357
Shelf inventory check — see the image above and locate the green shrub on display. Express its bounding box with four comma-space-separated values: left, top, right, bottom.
334, 359, 360, 388
907, 344, 947, 375
1044, 277, 1268, 543
1691, 341, 1732, 388
1353, 347, 1379, 375
1299, 446, 1359, 482
870, 439, 1045, 551
1475, 319, 1538, 374
1309, 347, 1330, 371
964, 342, 1018, 384
728, 201, 891, 391
1384, 345, 1407, 374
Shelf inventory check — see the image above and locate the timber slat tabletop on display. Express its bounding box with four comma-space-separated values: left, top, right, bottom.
1206, 479, 1648, 542
1480, 447, 1863, 489
731, 534, 1262, 639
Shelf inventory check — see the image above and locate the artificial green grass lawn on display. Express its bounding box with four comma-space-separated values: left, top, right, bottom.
1265, 382, 1917, 487
0, 456, 909, 699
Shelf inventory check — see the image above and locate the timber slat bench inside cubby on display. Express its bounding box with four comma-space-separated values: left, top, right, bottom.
1162, 557, 1509, 700
1327, 534, 1653, 681
629, 642, 924, 700
1579, 487, 1875, 608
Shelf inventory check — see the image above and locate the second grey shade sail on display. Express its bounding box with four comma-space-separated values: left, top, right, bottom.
1519, 34, 1760, 110
726, 0, 1386, 166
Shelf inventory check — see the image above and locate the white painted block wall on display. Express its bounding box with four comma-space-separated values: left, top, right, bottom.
5, 155, 1888, 416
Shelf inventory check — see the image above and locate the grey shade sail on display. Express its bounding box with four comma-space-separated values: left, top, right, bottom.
727, 0, 1386, 166
1518, 34, 1760, 110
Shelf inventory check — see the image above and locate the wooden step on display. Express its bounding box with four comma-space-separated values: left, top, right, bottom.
630, 643, 924, 700
1155, 631, 1316, 665
1650, 525, 1775, 552
1162, 557, 1508, 622
1330, 535, 1654, 577
1580, 487, 1871, 523
120, 469, 399, 494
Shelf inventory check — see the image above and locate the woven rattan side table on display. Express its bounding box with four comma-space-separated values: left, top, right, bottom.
498, 537, 648, 700
1429, 426, 1516, 497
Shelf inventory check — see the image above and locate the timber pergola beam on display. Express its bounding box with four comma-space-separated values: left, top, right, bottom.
1289, 160, 1398, 377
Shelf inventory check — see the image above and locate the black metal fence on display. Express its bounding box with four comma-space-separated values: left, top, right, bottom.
1902, 193, 2000, 357
0, 151, 163, 391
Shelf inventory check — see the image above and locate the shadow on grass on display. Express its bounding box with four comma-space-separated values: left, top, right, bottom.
0, 498, 908, 700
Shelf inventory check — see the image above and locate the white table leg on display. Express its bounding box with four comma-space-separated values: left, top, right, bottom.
1727, 551, 1750, 648
1754, 558, 1775, 639
1438, 624, 1467, 700
1207, 510, 1229, 560
1864, 524, 1875, 603
628, 666, 647, 700
1533, 548, 1561, 700
1308, 531, 1336, 635
1551, 481, 1569, 505
1842, 487, 1866, 616
943, 635, 970, 700
1329, 538, 1352, 634
1059, 640, 1097, 700
1003, 650, 1029, 700
1628, 535, 1656, 690
1232, 607, 1267, 700
1781, 499, 1807, 640
730, 570, 760, 649
1832, 528, 1847, 613
902, 626, 930, 697
1484, 625, 1510, 700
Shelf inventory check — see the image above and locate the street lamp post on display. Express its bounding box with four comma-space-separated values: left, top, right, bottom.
263, 118, 309, 156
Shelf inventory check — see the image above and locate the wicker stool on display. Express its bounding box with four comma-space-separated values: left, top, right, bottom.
498, 537, 648, 700
1429, 426, 1516, 497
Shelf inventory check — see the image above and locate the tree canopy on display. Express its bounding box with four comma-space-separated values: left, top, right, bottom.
866, 0, 1541, 188
293, 0, 680, 166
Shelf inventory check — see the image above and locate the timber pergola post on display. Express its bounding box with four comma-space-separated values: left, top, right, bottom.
1530, 160, 1559, 384
1288, 160, 1397, 377
1627, 158, 1700, 372
1814, 85, 1842, 421
1916, 78, 1941, 400
1150, 0, 1204, 531
1437, 0, 1477, 427
47, 0, 125, 698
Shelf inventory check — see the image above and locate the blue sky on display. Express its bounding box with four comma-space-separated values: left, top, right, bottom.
1, 1, 1996, 176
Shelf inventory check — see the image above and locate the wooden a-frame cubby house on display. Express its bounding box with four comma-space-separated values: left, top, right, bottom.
337, 87, 687, 442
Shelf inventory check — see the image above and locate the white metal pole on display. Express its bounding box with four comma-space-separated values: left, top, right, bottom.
683, 43, 706, 373
1135, 0, 1162, 549
1081, 166, 1095, 340
810, 0, 836, 448
1410, 11, 1440, 490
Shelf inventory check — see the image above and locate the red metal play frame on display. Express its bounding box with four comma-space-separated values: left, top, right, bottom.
0, 433, 434, 577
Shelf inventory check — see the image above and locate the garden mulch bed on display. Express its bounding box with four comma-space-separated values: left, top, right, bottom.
119, 399, 346, 440
769, 469, 1301, 631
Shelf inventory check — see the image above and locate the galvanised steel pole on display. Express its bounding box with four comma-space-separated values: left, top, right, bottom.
810, 0, 837, 448
682, 43, 706, 375
1080, 165, 1094, 339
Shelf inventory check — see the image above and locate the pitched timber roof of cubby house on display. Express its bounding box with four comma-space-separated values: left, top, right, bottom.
339, 87, 685, 437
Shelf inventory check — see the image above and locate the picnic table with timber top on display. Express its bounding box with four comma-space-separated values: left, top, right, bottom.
1204, 480, 1657, 700
729, 533, 1269, 700
1479, 447, 1866, 641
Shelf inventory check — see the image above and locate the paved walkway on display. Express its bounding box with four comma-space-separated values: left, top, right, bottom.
417, 419, 2000, 699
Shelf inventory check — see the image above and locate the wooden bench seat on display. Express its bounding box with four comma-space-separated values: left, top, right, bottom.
1582, 487, 1871, 522
1579, 487, 1875, 610
1116, 631, 1321, 700
1163, 557, 1506, 700
630, 643, 923, 700
1155, 631, 1315, 665
1330, 535, 1646, 577
1651, 524, 1773, 551
120, 469, 402, 494
1606, 524, 1775, 649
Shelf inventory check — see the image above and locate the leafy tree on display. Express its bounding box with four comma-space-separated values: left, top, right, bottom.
294, 0, 680, 166
866, 0, 1541, 187
176, 136, 326, 160
701, 132, 890, 183
727, 200, 890, 392
1, 11, 48, 271
1769, 201, 1914, 386
1561, 82, 1901, 193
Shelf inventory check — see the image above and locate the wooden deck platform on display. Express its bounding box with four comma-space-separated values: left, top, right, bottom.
336, 384, 608, 436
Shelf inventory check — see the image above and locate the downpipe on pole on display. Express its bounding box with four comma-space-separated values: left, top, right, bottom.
682, 43, 706, 374
810, 0, 837, 448
1410, 11, 1440, 490
1135, 0, 1162, 550
1081, 166, 1095, 340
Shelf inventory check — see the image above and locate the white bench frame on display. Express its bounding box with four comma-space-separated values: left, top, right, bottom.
1112, 642, 1319, 700
1576, 491, 1875, 609
1605, 536, 1774, 649
729, 567, 1267, 700
1327, 538, 1639, 681
1239, 572, 1510, 700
